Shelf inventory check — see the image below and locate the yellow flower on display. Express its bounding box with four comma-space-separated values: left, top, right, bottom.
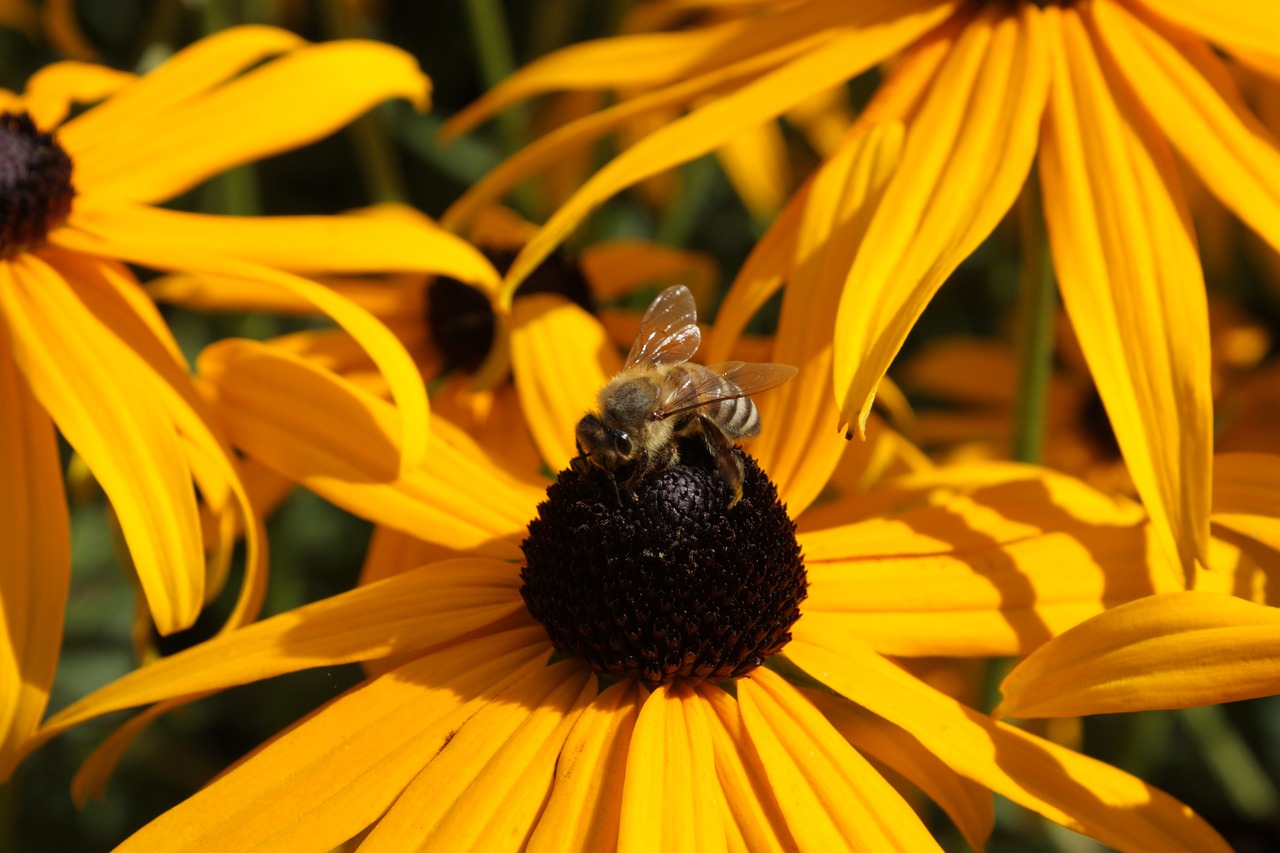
444, 0, 1280, 586
20, 293, 1245, 850
0, 26, 498, 768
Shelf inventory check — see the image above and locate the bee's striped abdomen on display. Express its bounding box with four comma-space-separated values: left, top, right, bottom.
666, 364, 762, 439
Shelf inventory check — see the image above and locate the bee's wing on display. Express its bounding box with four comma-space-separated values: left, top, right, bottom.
659, 361, 799, 418
624, 284, 701, 368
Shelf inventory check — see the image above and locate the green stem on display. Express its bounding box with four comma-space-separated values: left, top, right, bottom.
1178, 704, 1279, 821
323, 0, 407, 204
199, 0, 261, 215
655, 156, 717, 248
463, 0, 540, 217
1011, 172, 1055, 464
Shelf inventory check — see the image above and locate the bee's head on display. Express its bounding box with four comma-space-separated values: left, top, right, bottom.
575, 412, 635, 471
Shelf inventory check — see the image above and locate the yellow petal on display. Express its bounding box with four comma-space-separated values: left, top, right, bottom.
362, 660, 595, 852
752, 122, 903, 515
115, 631, 550, 852
68, 203, 498, 288
198, 340, 536, 557
1093, 1, 1280, 255
1125, 0, 1280, 63
60, 26, 305, 160
430, 378, 548, 488
74, 40, 428, 202
835, 4, 1050, 437
703, 193, 802, 364
0, 254, 204, 634
38, 560, 529, 745
1211, 452, 1280, 558
619, 683, 726, 853
808, 690, 994, 853
444, 35, 820, 237
528, 680, 647, 852
578, 240, 718, 305
0, 337, 69, 765
54, 214, 431, 473
510, 294, 621, 472
800, 469, 1180, 655
738, 668, 940, 852
717, 120, 791, 217
21, 61, 134, 128
699, 686, 798, 853
998, 591, 1280, 718
1039, 6, 1213, 577
499, 4, 957, 304
49, 249, 268, 631
443, 2, 917, 138
786, 635, 1232, 853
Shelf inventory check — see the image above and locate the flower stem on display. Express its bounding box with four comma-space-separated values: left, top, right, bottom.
323, 0, 407, 204
464, 0, 540, 217
1011, 172, 1055, 464
199, 0, 260, 215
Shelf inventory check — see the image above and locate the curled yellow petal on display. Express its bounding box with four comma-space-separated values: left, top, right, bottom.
0, 333, 69, 766
752, 122, 902, 516
0, 254, 204, 634
60, 25, 306, 159
76, 39, 428, 203
21, 61, 133, 128
54, 213, 432, 473
198, 340, 536, 556
998, 591, 1280, 718
499, 4, 955, 303
73, 203, 499, 288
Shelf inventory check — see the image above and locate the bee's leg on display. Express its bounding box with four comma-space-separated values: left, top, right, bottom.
697, 414, 745, 508
620, 450, 652, 500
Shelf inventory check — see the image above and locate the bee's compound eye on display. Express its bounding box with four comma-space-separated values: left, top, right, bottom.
615, 432, 633, 455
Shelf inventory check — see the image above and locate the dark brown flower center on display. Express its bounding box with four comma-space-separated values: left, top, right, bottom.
0, 112, 74, 259
426, 247, 593, 374
521, 440, 806, 688
1079, 386, 1121, 460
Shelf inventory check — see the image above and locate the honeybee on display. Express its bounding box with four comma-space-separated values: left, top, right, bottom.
574, 284, 797, 507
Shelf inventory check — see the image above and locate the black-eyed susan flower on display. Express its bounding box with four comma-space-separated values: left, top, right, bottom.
19, 285, 1250, 850
0, 25, 505, 772
443, 0, 1280, 588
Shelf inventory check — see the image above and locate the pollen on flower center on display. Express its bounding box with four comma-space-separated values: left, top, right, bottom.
520, 440, 806, 688
0, 112, 74, 260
